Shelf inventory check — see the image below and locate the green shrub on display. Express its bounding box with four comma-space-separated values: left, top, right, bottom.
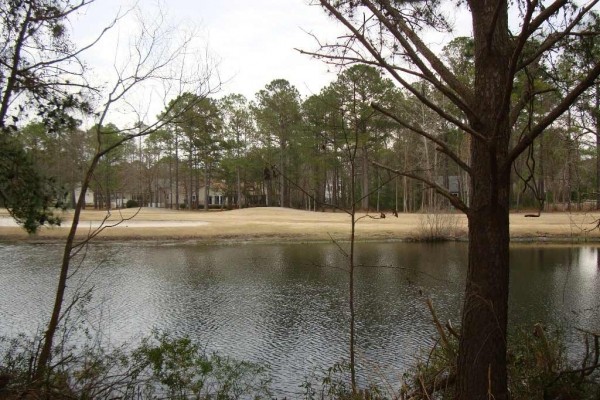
301, 361, 387, 400
129, 331, 273, 399
403, 321, 600, 400
0, 330, 272, 400
125, 199, 139, 208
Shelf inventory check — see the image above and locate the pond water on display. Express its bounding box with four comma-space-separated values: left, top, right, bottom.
1, 242, 599, 396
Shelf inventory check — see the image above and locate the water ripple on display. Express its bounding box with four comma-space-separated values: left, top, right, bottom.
1, 242, 599, 396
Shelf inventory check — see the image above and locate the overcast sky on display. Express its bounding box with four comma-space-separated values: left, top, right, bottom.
67, 1, 470, 126
71, 0, 348, 102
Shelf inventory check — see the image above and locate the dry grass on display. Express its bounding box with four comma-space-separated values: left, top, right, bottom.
0, 207, 598, 243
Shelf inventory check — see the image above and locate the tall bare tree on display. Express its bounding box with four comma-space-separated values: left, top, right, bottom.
306, 1, 600, 398
34, 5, 220, 384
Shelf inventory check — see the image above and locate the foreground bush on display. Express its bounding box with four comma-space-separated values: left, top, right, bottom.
2, 322, 599, 399
0, 331, 271, 399
131, 332, 271, 399
402, 318, 600, 400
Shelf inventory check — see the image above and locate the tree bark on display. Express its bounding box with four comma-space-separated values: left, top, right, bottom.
188, 150, 193, 208
403, 144, 408, 212
204, 165, 210, 211
348, 159, 357, 393
594, 84, 600, 210
236, 165, 242, 208
0, 5, 31, 128
175, 130, 179, 209
458, 146, 510, 400
457, 2, 511, 399
35, 153, 101, 382
361, 145, 369, 210
279, 146, 286, 207
539, 134, 545, 211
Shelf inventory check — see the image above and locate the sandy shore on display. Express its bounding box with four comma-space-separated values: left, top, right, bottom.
0, 207, 599, 243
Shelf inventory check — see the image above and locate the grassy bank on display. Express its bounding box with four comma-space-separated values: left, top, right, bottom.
0, 207, 599, 243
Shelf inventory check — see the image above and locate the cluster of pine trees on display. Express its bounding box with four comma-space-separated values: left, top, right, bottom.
14, 39, 600, 213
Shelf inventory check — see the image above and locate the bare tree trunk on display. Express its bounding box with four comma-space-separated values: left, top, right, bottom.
433, 146, 438, 209
361, 145, 369, 210
575, 136, 581, 211
35, 154, 101, 381
403, 138, 412, 212
539, 134, 545, 211
403, 145, 408, 212
443, 131, 450, 210
168, 145, 173, 209
204, 164, 210, 211
194, 154, 200, 209
188, 149, 193, 208
236, 166, 242, 208
321, 164, 327, 211
175, 131, 179, 209
421, 83, 433, 210
348, 159, 357, 393
456, 3, 511, 399
279, 150, 285, 207
266, 176, 272, 207
595, 84, 600, 210
567, 110, 573, 212
395, 175, 399, 213
333, 165, 339, 206
376, 170, 380, 212
458, 141, 510, 400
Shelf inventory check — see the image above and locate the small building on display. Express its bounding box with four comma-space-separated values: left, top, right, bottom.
73, 185, 95, 208
437, 175, 461, 197
197, 183, 226, 208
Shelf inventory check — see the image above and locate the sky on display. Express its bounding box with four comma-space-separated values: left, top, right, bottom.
71, 1, 346, 102
67, 0, 471, 126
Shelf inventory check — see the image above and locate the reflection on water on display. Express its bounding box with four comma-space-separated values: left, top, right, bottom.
1, 242, 599, 395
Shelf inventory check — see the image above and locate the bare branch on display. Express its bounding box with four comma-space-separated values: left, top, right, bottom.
20, 10, 124, 74
317, 0, 488, 143
369, 0, 476, 111
507, 61, 600, 166
297, 48, 428, 80
72, 208, 143, 249
525, 0, 568, 38
518, 0, 600, 71
371, 103, 471, 174
509, 69, 556, 128
34, 2, 221, 378
372, 161, 470, 215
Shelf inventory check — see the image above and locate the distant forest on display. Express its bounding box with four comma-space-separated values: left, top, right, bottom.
13, 49, 600, 213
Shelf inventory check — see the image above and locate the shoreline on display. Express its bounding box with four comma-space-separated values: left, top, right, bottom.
3, 236, 600, 247
1, 207, 599, 245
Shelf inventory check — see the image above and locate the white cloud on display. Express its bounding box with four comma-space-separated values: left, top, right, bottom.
67, 0, 472, 127
71, 1, 341, 99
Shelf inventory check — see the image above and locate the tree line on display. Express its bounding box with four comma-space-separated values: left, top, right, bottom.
13, 40, 600, 214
